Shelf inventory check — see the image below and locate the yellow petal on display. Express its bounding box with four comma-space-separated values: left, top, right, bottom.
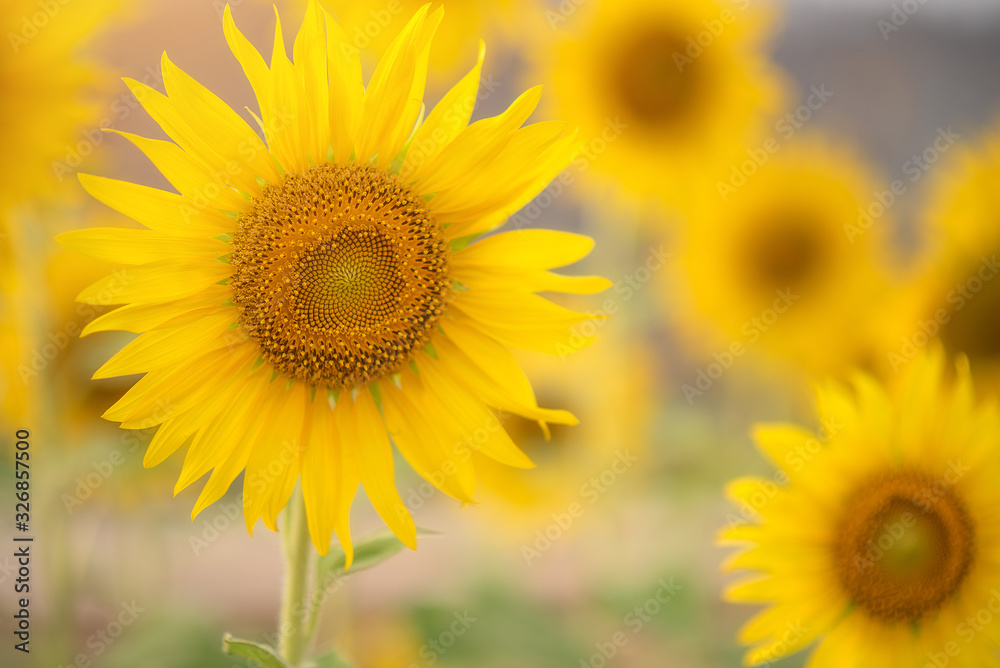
751, 423, 818, 475
323, 9, 364, 162
77, 260, 232, 306
442, 133, 578, 238
223, 4, 277, 153
382, 372, 477, 503
266, 6, 304, 172
293, 0, 331, 165
242, 381, 307, 534
81, 284, 231, 336
78, 173, 234, 236
452, 229, 596, 271
416, 355, 534, 469
262, 385, 311, 530
107, 130, 249, 211
400, 41, 485, 180
94, 308, 238, 378
340, 389, 417, 549
174, 370, 277, 494
187, 370, 281, 514
159, 51, 278, 190
302, 392, 358, 558
411, 85, 542, 192
436, 319, 577, 425
428, 121, 566, 212
355, 6, 442, 166
105, 342, 255, 428
452, 291, 604, 355
123, 76, 268, 197
58, 227, 229, 265
144, 418, 194, 469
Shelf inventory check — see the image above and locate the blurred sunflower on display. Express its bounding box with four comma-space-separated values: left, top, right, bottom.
880, 122, 1000, 382
922, 120, 1000, 259
2, 227, 123, 428
44, 244, 131, 433
312, 0, 521, 86
473, 327, 654, 535
721, 348, 1000, 666
531, 0, 787, 206
671, 138, 895, 377
0, 231, 24, 425
61, 1, 607, 563
0, 0, 121, 209
0, 0, 122, 427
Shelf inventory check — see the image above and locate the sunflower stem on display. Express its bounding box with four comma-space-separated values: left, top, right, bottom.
279, 486, 313, 666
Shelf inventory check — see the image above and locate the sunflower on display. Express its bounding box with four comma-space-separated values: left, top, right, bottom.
472, 326, 654, 535
0, 0, 121, 210
1, 0, 121, 423
311, 0, 521, 87
60, 1, 607, 563
530, 0, 787, 205
721, 347, 1000, 666
880, 121, 1000, 382
0, 233, 22, 426
921, 120, 1000, 260
671, 137, 895, 378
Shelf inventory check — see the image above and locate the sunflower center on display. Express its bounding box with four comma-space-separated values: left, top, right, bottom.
834, 469, 975, 622
743, 216, 824, 290
230, 162, 449, 389
939, 256, 1000, 363
609, 25, 698, 129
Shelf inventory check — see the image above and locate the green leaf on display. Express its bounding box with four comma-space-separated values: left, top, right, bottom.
308, 650, 354, 668
316, 529, 437, 580
221, 634, 288, 668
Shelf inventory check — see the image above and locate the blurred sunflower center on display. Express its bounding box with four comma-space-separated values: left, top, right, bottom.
833, 469, 975, 622
742, 217, 824, 290
938, 260, 1000, 362
231, 162, 450, 389
607, 25, 700, 128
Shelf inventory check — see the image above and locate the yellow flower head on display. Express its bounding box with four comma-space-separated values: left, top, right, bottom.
672, 137, 895, 377
60, 1, 608, 564
881, 122, 1000, 382
0, 0, 121, 209
0, 247, 19, 424
531, 0, 787, 205
721, 347, 1000, 666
